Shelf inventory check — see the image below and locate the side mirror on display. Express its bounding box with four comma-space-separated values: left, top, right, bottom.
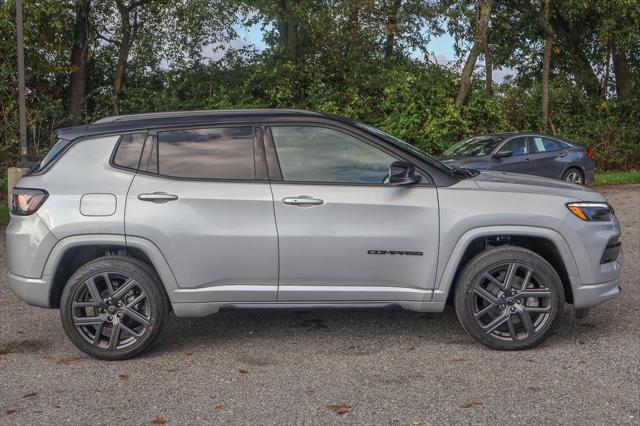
493, 150, 513, 159
387, 161, 421, 185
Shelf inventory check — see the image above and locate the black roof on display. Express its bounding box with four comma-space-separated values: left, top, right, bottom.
54, 109, 328, 140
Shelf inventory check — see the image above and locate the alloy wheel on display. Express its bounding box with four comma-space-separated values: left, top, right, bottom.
470, 262, 554, 341
71, 272, 151, 350
564, 172, 583, 185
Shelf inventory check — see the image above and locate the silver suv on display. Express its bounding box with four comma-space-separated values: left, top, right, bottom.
6, 110, 623, 359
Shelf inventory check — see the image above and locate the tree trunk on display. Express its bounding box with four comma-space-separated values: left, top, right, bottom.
484, 39, 492, 93
113, 8, 131, 96
548, 11, 601, 99
539, 0, 554, 133
611, 42, 631, 104
456, 0, 493, 107
277, 0, 298, 62
67, 0, 90, 125
384, 0, 402, 59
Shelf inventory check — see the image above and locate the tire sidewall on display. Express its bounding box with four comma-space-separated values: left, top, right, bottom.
60, 256, 168, 360
454, 246, 565, 350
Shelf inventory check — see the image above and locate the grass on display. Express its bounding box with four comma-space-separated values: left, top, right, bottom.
593, 170, 640, 186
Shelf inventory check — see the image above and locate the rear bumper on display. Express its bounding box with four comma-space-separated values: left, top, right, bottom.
7, 272, 53, 308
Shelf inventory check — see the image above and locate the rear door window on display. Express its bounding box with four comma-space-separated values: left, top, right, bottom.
531, 137, 567, 153
155, 127, 255, 179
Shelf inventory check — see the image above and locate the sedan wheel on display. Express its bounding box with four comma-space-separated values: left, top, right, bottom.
563, 169, 583, 185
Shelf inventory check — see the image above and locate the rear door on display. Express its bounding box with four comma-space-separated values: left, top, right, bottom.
489, 136, 535, 174
529, 136, 570, 179
266, 125, 439, 302
125, 125, 278, 302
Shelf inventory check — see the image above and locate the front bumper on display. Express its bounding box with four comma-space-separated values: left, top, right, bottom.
8, 272, 53, 308
571, 276, 621, 309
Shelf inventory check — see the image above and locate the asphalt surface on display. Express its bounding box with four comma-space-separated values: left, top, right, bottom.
1, 185, 639, 425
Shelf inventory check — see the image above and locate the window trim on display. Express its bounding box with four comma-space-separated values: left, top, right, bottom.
134, 123, 269, 183
263, 123, 435, 187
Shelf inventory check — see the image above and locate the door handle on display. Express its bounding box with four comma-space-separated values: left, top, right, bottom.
556, 152, 567, 157
282, 196, 324, 206
138, 192, 179, 203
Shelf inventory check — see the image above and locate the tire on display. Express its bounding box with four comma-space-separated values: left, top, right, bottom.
60, 256, 169, 360
562, 167, 584, 185
454, 246, 565, 350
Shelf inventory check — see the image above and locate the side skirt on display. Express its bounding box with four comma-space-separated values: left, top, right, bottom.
171, 301, 447, 317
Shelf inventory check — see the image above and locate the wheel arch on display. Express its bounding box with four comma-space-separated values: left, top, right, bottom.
44, 235, 178, 308
562, 164, 585, 180
433, 226, 579, 305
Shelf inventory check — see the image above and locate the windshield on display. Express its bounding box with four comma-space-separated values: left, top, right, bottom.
443, 136, 504, 157
354, 123, 457, 176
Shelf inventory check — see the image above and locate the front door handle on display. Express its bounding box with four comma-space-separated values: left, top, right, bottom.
138, 192, 179, 203
282, 196, 324, 206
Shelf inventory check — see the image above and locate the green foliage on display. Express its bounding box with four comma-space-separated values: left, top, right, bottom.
0, 0, 638, 178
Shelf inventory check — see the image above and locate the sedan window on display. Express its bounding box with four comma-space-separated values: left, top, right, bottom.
531, 137, 567, 153
499, 137, 529, 156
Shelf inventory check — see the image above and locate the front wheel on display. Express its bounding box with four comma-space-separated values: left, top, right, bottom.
60, 256, 169, 360
454, 246, 565, 350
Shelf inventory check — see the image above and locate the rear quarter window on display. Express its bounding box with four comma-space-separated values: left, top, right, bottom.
113, 133, 147, 170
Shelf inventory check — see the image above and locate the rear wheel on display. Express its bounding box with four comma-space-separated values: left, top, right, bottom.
60, 256, 168, 360
454, 246, 565, 350
562, 167, 584, 185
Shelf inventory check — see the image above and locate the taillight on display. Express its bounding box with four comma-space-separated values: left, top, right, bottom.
586, 147, 594, 159
10, 188, 49, 216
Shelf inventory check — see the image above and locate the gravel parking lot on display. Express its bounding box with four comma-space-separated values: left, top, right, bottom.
1, 185, 639, 425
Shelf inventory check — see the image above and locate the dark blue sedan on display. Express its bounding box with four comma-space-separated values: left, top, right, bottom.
440, 133, 595, 185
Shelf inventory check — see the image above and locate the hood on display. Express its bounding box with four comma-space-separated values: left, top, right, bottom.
468, 170, 606, 202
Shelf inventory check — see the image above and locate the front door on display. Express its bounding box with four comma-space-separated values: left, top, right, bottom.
490, 136, 535, 174
125, 126, 278, 302
267, 125, 439, 302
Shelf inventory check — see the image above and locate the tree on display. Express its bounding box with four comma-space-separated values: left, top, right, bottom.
455, 0, 492, 107
67, 0, 90, 124
538, 0, 554, 133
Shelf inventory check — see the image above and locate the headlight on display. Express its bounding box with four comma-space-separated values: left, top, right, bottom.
566, 202, 614, 221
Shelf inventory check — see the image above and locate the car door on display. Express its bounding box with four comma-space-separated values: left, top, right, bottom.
266, 125, 439, 302
529, 136, 570, 179
125, 126, 278, 303
489, 136, 535, 174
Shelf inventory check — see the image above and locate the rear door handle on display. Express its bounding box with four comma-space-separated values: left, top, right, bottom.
282, 196, 324, 206
138, 192, 179, 203
556, 152, 567, 157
